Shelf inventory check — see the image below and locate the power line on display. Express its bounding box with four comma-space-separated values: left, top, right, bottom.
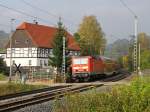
21, 0, 58, 18
0, 23, 10, 27
0, 13, 31, 23
119, 0, 140, 73
0, 2, 54, 25
119, 0, 137, 17
20, 0, 77, 28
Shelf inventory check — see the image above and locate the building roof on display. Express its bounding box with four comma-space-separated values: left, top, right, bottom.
16, 22, 80, 50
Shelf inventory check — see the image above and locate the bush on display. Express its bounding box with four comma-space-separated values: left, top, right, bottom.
53, 77, 150, 112
141, 50, 150, 69
0, 83, 46, 96
0, 74, 7, 80
0, 58, 8, 75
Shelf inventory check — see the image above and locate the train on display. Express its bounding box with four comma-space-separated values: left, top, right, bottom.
71, 56, 120, 82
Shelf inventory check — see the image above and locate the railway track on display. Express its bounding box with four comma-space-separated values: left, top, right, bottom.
0, 84, 103, 112
0, 85, 70, 101
102, 70, 131, 82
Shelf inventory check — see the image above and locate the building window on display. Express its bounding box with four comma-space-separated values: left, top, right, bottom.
28, 48, 32, 57
42, 49, 45, 57
45, 49, 48, 57
29, 60, 32, 66
12, 60, 15, 65
28, 48, 32, 53
12, 48, 15, 53
12, 48, 15, 57
49, 49, 53, 55
15, 40, 19, 44
40, 60, 42, 67
46, 49, 48, 54
25, 39, 29, 44
44, 60, 47, 66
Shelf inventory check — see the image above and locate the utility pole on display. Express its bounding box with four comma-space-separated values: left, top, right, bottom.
138, 43, 142, 75
133, 16, 138, 73
119, 0, 141, 75
133, 16, 141, 75
9, 18, 15, 82
62, 36, 66, 82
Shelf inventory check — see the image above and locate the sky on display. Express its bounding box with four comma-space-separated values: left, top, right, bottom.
0, 0, 149, 43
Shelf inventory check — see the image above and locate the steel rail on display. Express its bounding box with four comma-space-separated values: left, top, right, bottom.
0, 85, 71, 101
0, 84, 103, 112
102, 70, 131, 82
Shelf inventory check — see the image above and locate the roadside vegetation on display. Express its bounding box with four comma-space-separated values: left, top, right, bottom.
0, 83, 46, 96
54, 76, 150, 112
0, 58, 8, 76
0, 73, 7, 81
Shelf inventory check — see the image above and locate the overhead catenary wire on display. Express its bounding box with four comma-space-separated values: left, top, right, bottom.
21, 0, 58, 18
119, 0, 140, 73
20, 0, 78, 31
0, 23, 10, 27
0, 13, 32, 24
119, 0, 137, 17
0, 2, 55, 25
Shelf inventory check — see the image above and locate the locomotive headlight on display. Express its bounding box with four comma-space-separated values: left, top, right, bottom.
82, 66, 88, 69
84, 73, 88, 77
73, 67, 79, 69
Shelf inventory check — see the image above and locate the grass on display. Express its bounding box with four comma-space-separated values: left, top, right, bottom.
54, 76, 150, 112
0, 83, 46, 96
0, 73, 7, 81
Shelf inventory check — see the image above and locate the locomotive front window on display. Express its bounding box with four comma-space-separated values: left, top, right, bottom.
73, 58, 88, 64
81, 58, 88, 64
74, 59, 80, 64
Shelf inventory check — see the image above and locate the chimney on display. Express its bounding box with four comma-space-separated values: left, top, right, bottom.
35, 21, 38, 25
33, 19, 38, 25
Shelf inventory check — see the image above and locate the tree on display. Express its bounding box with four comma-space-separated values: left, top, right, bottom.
73, 33, 80, 43
77, 15, 105, 56
127, 32, 150, 71
140, 50, 150, 69
0, 58, 7, 74
137, 33, 150, 70
138, 32, 150, 51
48, 20, 67, 75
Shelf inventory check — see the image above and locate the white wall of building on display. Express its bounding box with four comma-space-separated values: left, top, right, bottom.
5, 47, 80, 68
7, 48, 37, 58
5, 58, 38, 67
5, 57, 50, 67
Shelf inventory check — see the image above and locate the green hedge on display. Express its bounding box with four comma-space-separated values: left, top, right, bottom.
0, 83, 46, 96
0, 74, 7, 81
54, 77, 150, 112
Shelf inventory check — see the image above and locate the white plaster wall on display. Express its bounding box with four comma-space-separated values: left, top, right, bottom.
5, 57, 50, 67
5, 58, 38, 67
5, 47, 80, 67
7, 48, 37, 58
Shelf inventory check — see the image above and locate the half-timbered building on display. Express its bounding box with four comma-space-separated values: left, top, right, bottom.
5, 22, 80, 70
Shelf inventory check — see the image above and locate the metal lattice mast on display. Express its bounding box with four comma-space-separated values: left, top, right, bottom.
133, 16, 138, 72
62, 36, 66, 77
9, 18, 15, 82
119, 0, 140, 75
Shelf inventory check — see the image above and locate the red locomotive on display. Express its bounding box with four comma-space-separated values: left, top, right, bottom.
71, 56, 120, 82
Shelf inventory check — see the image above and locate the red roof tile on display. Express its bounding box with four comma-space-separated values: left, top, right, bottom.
17, 22, 80, 50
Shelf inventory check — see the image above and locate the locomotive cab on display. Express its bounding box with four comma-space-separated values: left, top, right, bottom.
71, 56, 104, 82
71, 56, 121, 82
72, 57, 90, 81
